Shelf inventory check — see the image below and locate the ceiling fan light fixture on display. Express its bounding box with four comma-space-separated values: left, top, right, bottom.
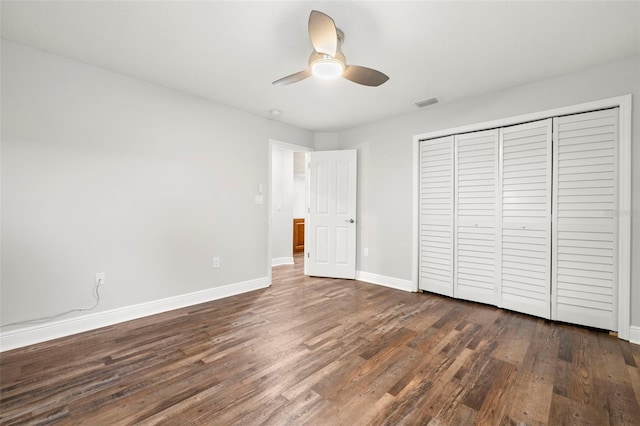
272, 11, 388, 87
311, 57, 344, 79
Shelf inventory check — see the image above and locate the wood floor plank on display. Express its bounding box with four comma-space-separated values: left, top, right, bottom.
461, 355, 505, 411
475, 359, 518, 425
569, 332, 594, 404
492, 314, 536, 365
548, 392, 609, 425
370, 376, 435, 425
553, 359, 572, 398
424, 377, 468, 423
627, 364, 640, 406
1, 254, 639, 424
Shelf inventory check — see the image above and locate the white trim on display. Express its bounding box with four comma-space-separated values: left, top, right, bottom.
629, 326, 640, 346
496, 127, 504, 308
357, 271, 414, 292
616, 96, 632, 341
0, 277, 269, 352
272, 257, 294, 266
268, 139, 313, 285
414, 96, 630, 141
412, 138, 420, 291
270, 139, 313, 153
452, 134, 459, 299
550, 118, 560, 321
413, 95, 632, 341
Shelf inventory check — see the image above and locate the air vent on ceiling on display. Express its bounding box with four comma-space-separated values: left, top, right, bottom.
414, 97, 439, 108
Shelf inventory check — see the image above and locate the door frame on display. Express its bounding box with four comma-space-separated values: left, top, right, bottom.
268, 139, 313, 285
412, 95, 632, 340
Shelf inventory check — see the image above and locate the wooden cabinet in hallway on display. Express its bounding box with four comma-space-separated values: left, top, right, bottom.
293, 218, 304, 253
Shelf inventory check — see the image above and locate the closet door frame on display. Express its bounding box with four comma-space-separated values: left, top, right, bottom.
412, 95, 632, 341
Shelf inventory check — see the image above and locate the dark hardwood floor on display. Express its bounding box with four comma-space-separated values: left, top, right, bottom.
1, 256, 639, 425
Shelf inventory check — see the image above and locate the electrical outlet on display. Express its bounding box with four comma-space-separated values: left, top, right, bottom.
95, 272, 106, 285
213, 257, 221, 268
364, 248, 369, 257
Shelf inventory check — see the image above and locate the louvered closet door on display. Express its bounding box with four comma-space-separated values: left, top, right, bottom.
552, 109, 618, 330
499, 119, 552, 318
454, 130, 499, 305
419, 136, 454, 296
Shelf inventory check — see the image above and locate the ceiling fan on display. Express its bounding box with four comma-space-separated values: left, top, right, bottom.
272, 10, 389, 87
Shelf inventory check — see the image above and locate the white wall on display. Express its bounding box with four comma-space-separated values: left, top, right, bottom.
271, 148, 294, 264
0, 40, 313, 328
314, 132, 340, 150
339, 55, 640, 327
293, 151, 306, 219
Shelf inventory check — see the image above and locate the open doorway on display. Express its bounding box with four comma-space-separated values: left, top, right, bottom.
292, 152, 306, 255
268, 140, 312, 284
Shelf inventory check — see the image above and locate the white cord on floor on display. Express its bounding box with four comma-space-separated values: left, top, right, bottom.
0, 281, 102, 328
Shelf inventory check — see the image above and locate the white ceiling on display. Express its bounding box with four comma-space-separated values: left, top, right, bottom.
2, 1, 639, 132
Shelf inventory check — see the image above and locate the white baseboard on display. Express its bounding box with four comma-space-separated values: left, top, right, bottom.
356, 271, 415, 292
629, 326, 640, 345
272, 257, 294, 267
0, 276, 269, 352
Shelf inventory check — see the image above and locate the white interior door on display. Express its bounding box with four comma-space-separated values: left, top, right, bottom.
552, 108, 618, 330
499, 119, 552, 319
454, 129, 499, 304
419, 136, 454, 296
307, 150, 357, 279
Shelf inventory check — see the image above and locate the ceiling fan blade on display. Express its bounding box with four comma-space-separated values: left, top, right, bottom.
343, 65, 389, 87
308, 10, 337, 57
272, 69, 312, 86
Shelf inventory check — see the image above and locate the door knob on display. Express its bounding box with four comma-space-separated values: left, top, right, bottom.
346, 219, 355, 223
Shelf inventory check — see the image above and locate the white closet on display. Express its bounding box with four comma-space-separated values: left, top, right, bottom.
419, 108, 620, 331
